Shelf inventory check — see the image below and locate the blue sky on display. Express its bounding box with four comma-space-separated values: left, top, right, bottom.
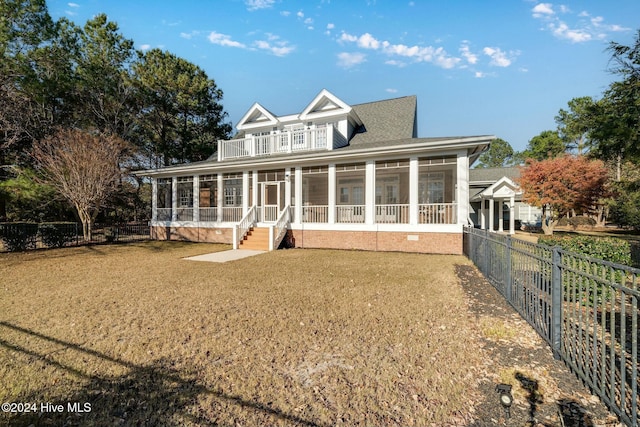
47, 0, 639, 152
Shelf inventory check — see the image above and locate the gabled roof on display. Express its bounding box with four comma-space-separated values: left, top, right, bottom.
299, 89, 354, 120
236, 102, 278, 130
349, 95, 417, 145
471, 176, 522, 201
470, 166, 520, 184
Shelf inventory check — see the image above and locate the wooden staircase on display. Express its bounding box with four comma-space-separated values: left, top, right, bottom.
239, 227, 269, 251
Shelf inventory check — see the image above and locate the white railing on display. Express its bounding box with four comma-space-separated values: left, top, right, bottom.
157, 208, 172, 221
176, 208, 193, 221
219, 127, 332, 161
336, 205, 366, 223
199, 207, 217, 222
419, 203, 457, 224
233, 206, 256, 250
302, 205, 329, 223
375, 204, 409, 224
263, 205, 279, 222
270, 205, 291, 250
222, 207, 243, 222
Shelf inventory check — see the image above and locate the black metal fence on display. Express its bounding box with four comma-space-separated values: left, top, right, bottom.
0, 222, 151, 253
463, 227, 639, 427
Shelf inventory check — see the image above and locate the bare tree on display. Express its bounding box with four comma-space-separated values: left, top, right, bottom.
32, 128, 129, 239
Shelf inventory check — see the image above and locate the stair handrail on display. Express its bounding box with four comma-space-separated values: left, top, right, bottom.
270, 205, 291, 251
233, 205, 256, 249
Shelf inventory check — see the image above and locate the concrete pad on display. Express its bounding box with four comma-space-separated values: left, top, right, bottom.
183, 249, 266, 263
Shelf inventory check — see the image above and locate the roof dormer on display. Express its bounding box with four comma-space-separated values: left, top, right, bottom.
300, 89, 354, 121
236, 102, 279, 131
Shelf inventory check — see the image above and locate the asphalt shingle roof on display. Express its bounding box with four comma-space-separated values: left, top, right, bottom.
349, 95, 417, 145
469, 166, 520, 183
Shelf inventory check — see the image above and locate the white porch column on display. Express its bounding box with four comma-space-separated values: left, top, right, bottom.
252, 170, 258, 209
498, 200, 504, 232
365, 160, 375, 225
328, 163, 336, 224
171, 177, 178, 222
489, 199, 494, 232
294, 167, 302, 224
217, 173, 223, 222
509, 195, 515, 235
480, 198, 486, 230
285, 168, 292, 207
151, 178, 158, 222
193, 175, 200, 222
242, 171, 249, 214
456, 151, 469, 224
409, 157, 419, 225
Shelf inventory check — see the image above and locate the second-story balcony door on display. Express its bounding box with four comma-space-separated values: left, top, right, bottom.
261, 181, 283, 222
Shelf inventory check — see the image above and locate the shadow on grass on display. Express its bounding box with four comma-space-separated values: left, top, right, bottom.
0, 321, 325, 427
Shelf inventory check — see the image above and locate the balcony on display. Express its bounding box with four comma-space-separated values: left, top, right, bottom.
218, 126, 346, 161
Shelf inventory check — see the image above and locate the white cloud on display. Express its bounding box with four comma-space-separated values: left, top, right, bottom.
180, 31, 200, 40
385, 59, 407, 67
532, 3, 629, 43
337, 52, 366, 68
208, 31, 246, 48
483, 47, 517, 67
67, 2, 79, 7
245, 0, 275, 11
327, 23, 335, 30
386, 88, 398, 93
532, 3, 554, 18
281, 11, 291, 17
357, 33, 380, 49
459, 43, 478, 64
140, 44, 151, 51
297, 11, 304, 18
304, 17, 313, 25
254, 38, 295, 56
339, 31, 460, 69
475, 71, 486, 78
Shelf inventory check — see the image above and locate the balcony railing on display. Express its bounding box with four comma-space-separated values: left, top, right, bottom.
199, 207, 217, 222
218, 127, 335, 161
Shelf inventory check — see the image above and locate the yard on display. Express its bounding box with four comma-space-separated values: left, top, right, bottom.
0, 242, 617, 426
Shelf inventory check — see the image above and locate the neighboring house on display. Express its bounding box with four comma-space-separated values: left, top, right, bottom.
139, 89, 493, 254
469, 167, 542, 234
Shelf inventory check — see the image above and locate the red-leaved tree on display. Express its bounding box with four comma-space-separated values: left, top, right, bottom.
517, 155, 609, 235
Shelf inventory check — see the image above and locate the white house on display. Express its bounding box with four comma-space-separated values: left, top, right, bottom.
140, 89, 494, 254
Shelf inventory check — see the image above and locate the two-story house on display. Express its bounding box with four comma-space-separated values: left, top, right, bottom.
140, 89, 494, 254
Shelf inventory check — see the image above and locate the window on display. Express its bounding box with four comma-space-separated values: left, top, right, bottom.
223, 174, 243, 207
419, 172, 445, 204
337, 178, 364, 205
375, 176, 399, 204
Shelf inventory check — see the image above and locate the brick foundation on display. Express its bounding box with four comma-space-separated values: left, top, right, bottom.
289, 229, 462, 254
151, 226, 232, 244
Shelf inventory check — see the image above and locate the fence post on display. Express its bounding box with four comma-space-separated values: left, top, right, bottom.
505, 235, 512, 302
551, 246, 562, 360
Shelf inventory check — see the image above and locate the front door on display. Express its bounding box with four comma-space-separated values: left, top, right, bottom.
261, 182, 282, 222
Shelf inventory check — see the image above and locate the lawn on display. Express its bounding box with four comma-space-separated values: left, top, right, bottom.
0, 242, 485, 426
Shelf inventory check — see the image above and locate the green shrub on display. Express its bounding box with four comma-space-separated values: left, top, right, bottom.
39, 222, 77, 248
539, 234, 631, 266
0, 222, 39, 252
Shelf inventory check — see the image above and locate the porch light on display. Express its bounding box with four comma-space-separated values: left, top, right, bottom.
495, 383, 513, 418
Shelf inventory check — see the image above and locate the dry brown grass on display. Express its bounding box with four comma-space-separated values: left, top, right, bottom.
0, 242, 484, 426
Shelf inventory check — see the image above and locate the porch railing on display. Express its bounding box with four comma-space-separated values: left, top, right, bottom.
270, 205, 291, 250
199, 207, 217, 222
233, 206, 256, 250
218, 127, 332, 161
463, 227, 639, 427
157, 208, 172, 221
222, 207, 243, 222
336, 205, 365, 223
302, 205, 329, 223
375, 204, 409, 224
176, 208, 193, 222
263, 205, 279, 222
419, 203, 457, 224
